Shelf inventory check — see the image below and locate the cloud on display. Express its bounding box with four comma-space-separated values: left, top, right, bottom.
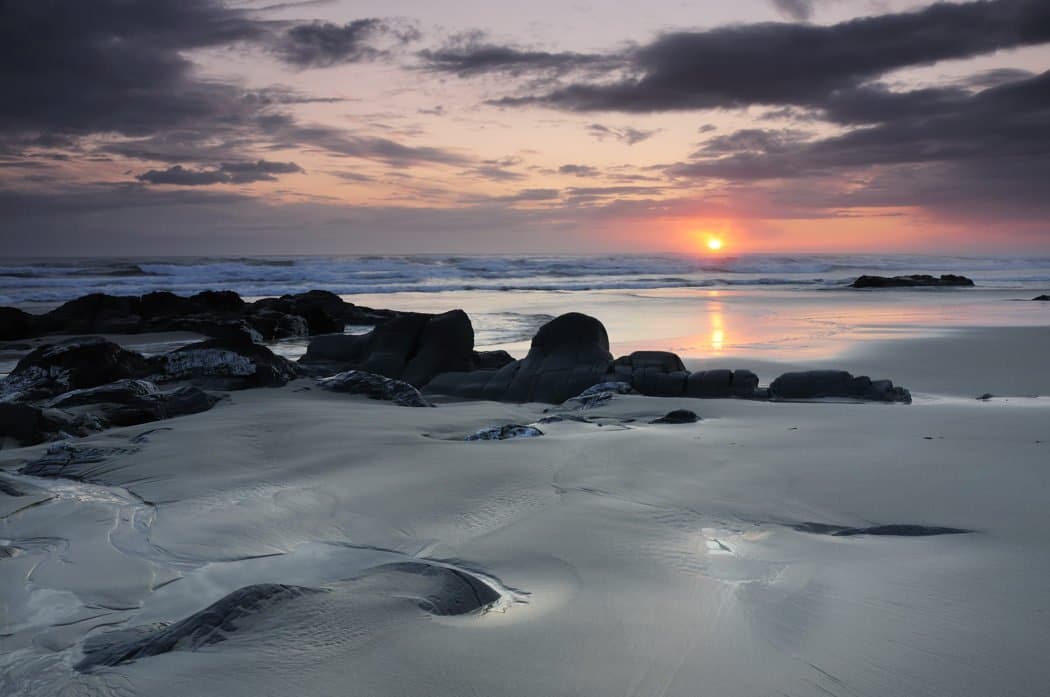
770, 0, 816, 21
275, 18, 420, 68
558, 164, 600, 177
586, 124, 658, 145
137, 160, 304, 186
491, 0, 1050, 112
419, 31, 616, 77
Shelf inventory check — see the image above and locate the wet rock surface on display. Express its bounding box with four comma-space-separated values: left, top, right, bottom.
317, 370, 434, 407
792, 522, 973, 537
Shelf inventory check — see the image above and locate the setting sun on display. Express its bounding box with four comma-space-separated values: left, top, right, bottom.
706, 237, 724, 251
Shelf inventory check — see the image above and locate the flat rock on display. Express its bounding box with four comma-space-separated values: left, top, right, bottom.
769, 370, 911, 403
317, 370, 433, 407
851, 274, 974, 288
156, 338, 298, 388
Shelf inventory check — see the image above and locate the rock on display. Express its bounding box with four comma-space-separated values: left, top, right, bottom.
156, 338, 298, 388
566, 381, 633, 409
301, 310, 477, 388
316, 370, 433, 407
977, 393, 994, 400
1033, 294, 1050, 301
139, 291, 199, 319
401, 310, 475, 387
19, 442, 130, 478
362, 562, 502, 615
36, 293, 143, 334
685, 369, 760, 398
247, 310, 309, 341
503, 313, 613, 403
2, 338, 153, 402
76, 584, 321, 671
189, 290, 245, 312
612, 351, 687, 397
769, 370, 911, 403
0, 307, 34, 340
465, 424, 543, 441
473, 350, 515, 371
650, 409, 700, 424
0, 403, 102, 446
44, 379, 219, 427
850, 274, 974, 288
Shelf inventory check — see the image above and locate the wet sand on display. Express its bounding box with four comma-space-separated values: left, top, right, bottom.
2, 322, 1048, 696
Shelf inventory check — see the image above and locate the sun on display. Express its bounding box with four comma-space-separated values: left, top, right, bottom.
706, 237, 724, 252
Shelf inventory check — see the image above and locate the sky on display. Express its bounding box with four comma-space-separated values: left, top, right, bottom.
1, 0, 1049, 256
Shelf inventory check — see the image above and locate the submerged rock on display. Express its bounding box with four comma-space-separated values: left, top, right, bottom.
851, 274, 974, 288
317, 370, 433, 407
1033, 294, 1050, 301
465, 424, 543, 441
769, 370, 911, 403
76, 584, 321, 671
650, 409, 700, 424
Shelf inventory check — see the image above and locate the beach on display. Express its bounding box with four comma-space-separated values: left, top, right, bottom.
1, 257, 1049, 696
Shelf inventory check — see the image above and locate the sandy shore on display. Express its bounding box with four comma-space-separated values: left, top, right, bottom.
2, 325, 1048, 696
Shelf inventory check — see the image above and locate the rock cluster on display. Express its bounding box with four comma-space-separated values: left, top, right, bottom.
0, 336, 297, 445
850, 274, 974, 288
423, 313, 762, 404
0, 289, 397, 342
769, 370, 911, 403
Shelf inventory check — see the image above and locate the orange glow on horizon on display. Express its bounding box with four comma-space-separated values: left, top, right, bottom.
706, 237, 724, 251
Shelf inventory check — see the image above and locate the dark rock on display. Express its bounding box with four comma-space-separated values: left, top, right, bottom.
0, 403, 101, 445
189, 290, 245, 312
977, 393, 994, 401
76, 584, 321, 671
19, 442, 131, 478
247, 310, 309, 341
769, 370, 911, 403
156, 338, 298, 388
3, 338, 153, 402
465, 424, 543, 441
401, 310, 475, 387
686, 369, 761, 398
0, 307, 34, 340
791, 522, 972, 537
851, 274, 974, 288
613, 351, 687, 397
504, 313, 613, 403
36, 293, 143, 334
317, 370, 433, 407
473, 350, 515, 371
139, 291, 199, 319
650, 409, 700, 424
45, 379, 219, 427
1033, 294, 1050, 301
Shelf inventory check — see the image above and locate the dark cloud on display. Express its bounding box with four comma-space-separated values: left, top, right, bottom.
137, 160, 303, 186
419, 31, 616, 77
491, 0, 1050, 112
558, 164, 600, 177
586, 124, 658, 145
275, 18, 420, 68
667, 70, 1050, 220
770, 0, 816, 21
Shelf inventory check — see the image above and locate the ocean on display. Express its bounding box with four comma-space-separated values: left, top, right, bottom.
2, 254, 1048, 364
